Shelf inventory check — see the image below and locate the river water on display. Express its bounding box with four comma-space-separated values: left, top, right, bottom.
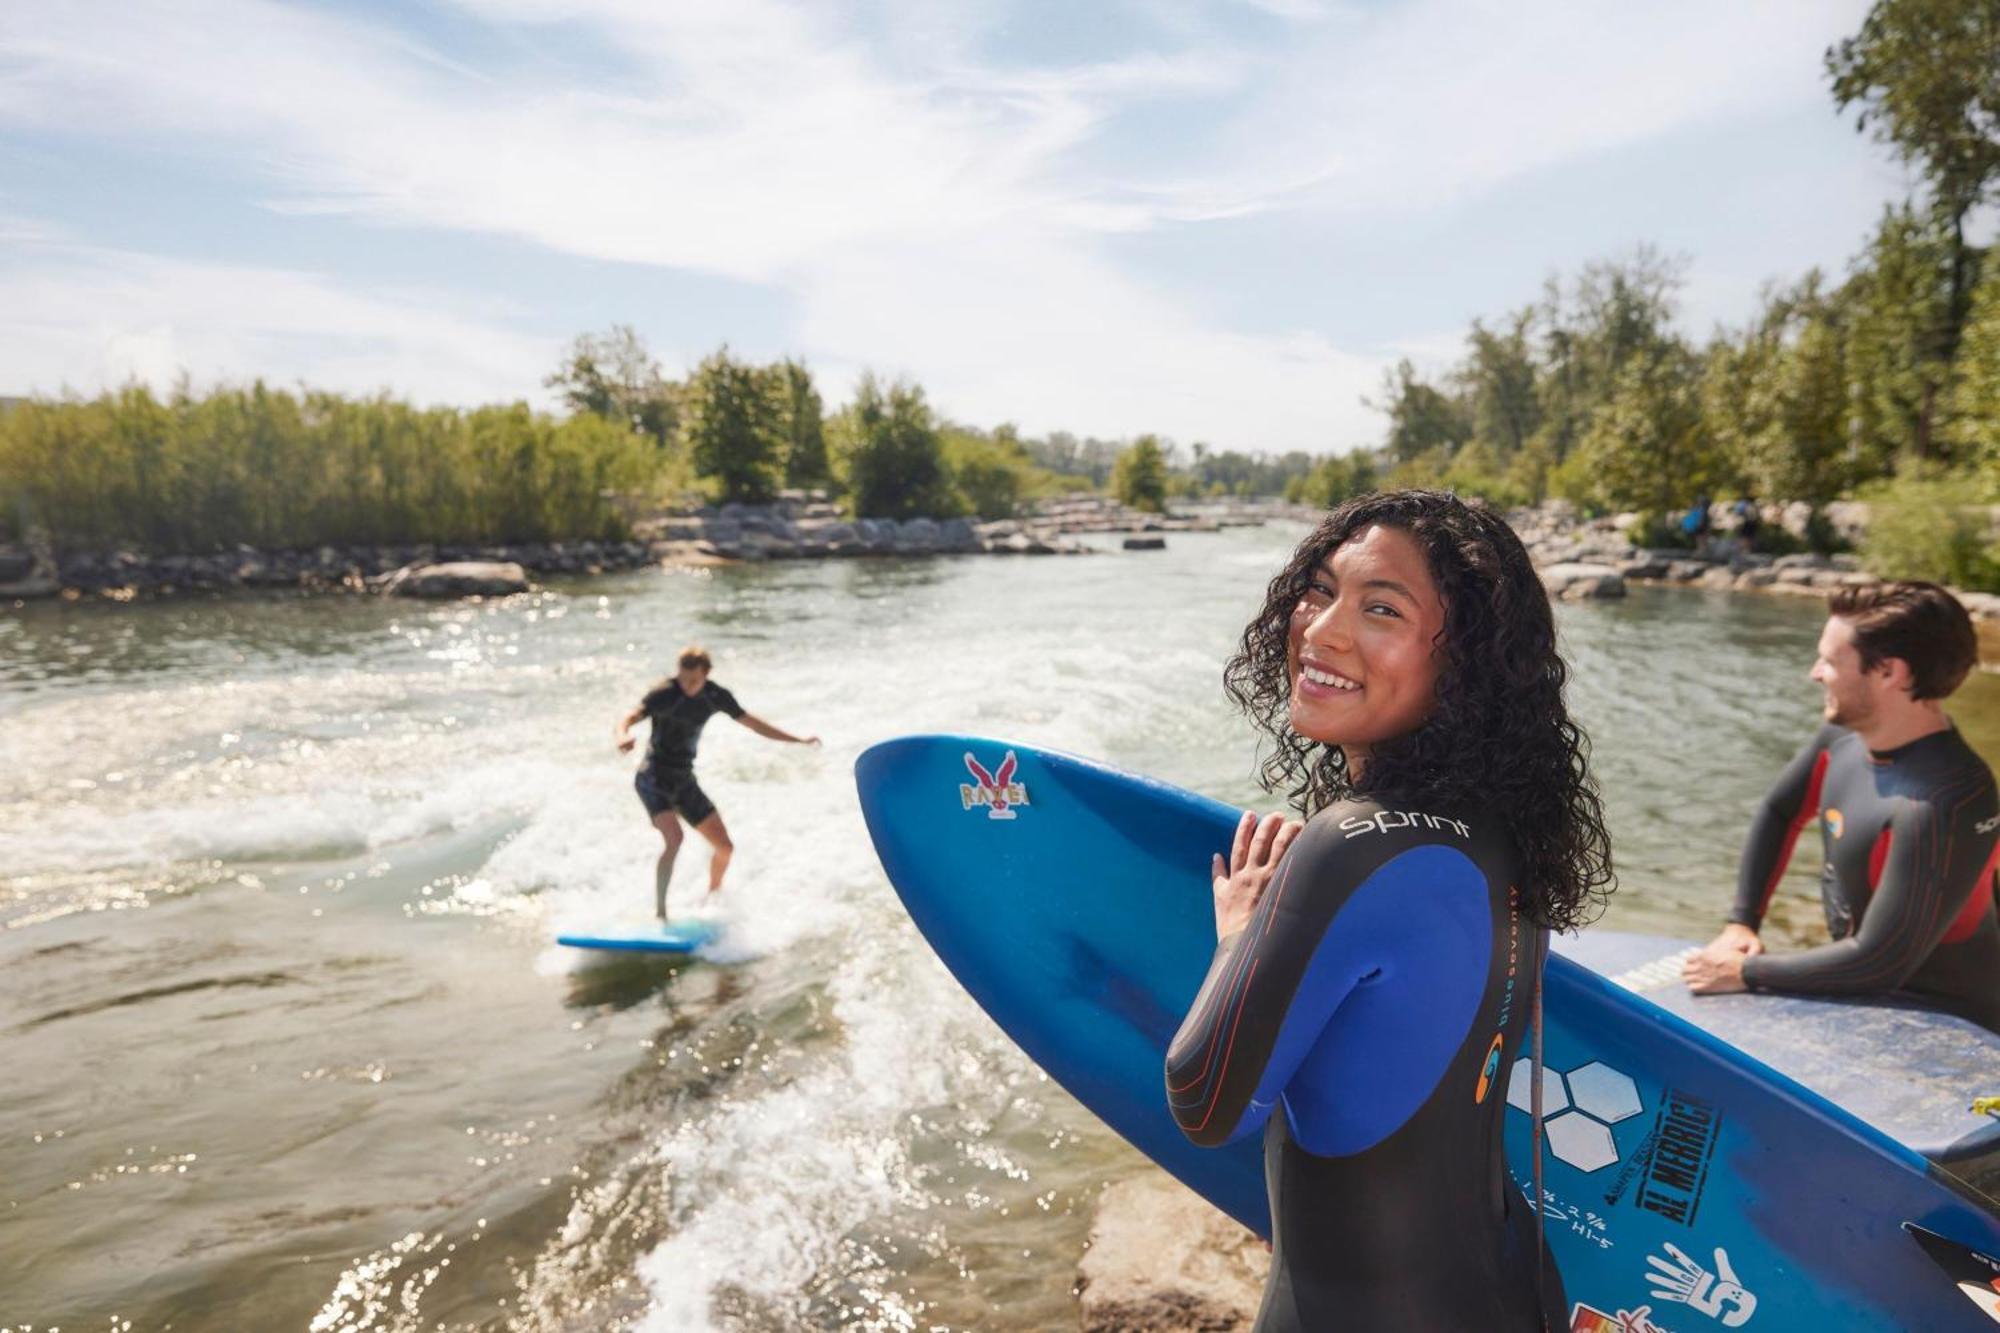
3, 524, 1997, 1332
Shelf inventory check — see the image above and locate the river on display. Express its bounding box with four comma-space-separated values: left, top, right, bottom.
3, 523, 1996, 1331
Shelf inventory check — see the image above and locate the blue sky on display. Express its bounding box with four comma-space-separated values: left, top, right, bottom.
0, 0, 1914, 452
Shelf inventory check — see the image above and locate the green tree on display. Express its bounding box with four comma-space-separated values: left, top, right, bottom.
1561, 350, 1727, 513
1461, 311, 1541, 458
942, 427, 1034, 519
1703, 274, 1856, 505
1111, 435, 1170, 512
768, 358, 830, 490
680, 347, 786, 504
1375, 360, 1470, 463
1842, 206, 1962, 465
1945, 260, 2000, 470
1829, 0, 2000, 371
545, 325, 679, 446
836, 374, 960, 519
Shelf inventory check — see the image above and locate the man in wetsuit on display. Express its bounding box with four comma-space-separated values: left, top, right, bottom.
1685, 582, 2000, 1032
1167, 803, 1561, 1330
614, 646, 819, 918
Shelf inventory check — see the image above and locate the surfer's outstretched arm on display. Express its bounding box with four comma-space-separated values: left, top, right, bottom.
1728, 724, 1842, 929
1743, 779, 2000, 997
1166, 808, 1454, 1149
735, 712, 820, 746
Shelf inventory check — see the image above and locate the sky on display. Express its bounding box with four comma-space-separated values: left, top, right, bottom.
0, 0, 1918, 454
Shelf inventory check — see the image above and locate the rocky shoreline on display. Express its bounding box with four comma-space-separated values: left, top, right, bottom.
5, 497, 1996, 630
1511, 504, 2000, 624
0, 497, 1283, 603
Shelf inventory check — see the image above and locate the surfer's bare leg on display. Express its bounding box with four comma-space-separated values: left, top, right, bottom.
652, 811, 685, 918
691, 811, 734, 895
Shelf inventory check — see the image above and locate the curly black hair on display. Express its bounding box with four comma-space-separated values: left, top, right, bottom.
1224, 489, 1613, 932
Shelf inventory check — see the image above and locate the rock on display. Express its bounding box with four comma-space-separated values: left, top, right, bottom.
1959, 591, 2000, 621
1618, 556, 1673, 581
1077, 1174, 1266, 1333
938, 517, 980, 552
1771, 553, 1829, 571
897, 517, 941, 553
1696, 566, 1738, 590
1666, 560, 1709, 583
1734, 568, 1780, 589
384, 561, 529, 598
1123, 536, 1167, 551
1539, 562, 1627, 600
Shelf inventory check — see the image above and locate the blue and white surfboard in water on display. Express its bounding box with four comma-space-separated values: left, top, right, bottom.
856, 735, 2000, 1332
555, 920, 719, 954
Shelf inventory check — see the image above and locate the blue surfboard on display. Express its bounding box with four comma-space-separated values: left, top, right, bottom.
555, 920, 719, 954
857, 735, 2000, 1332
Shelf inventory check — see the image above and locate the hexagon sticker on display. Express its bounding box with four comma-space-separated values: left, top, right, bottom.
1544, 1109, 1620, 1173
1506, 1057, 1568, 1116
1566, 1061, 1643, 1124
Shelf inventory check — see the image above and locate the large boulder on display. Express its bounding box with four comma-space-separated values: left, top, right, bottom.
1076, 1174, 1266, 1333
1539, 562, 1627, 600
384, 561, 529, 598
938, 517, 980, 552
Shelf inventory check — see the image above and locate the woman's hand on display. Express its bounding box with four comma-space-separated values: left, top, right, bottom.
1212, 810, 1303, 941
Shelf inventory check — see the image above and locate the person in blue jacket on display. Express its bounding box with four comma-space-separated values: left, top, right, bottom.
1167, 490, 1616, 1331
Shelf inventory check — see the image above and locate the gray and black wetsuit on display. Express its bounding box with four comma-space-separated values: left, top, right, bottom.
1729, 723, 2000, 1032
1165, 800, 1563, 1332
633, 680, 743, 824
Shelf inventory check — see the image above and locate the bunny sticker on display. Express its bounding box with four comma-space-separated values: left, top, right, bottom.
961, 750, 1030, 820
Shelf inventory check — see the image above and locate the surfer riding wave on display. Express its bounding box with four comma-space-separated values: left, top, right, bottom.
1166, 490, 1615, 1332
614, 645, 820, 919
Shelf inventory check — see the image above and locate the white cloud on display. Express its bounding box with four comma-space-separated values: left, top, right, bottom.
0, 239, 552, 404
0, 0, 1878, 449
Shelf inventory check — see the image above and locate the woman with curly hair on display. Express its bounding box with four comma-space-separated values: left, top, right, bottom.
1165, 490, 1614, 1331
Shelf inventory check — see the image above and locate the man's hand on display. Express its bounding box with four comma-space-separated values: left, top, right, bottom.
615, 735, 635, 754
1699, 922, 1764, 960
1682, 949, 1749, 995
1212, 811, 1302, 941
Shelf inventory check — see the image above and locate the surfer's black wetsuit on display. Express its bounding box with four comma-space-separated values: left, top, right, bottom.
1729, 723, 2000, 1032
634, 680, 743, 823
1166, 800, 1563, 1332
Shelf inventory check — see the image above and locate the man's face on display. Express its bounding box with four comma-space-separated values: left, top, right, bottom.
1809, 616, 1887, 727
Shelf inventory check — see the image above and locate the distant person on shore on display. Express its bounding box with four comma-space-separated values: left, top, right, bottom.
1165, 490, 1613, 1330
1733, 494, 1762, 547
614, 646, 820, 918
1682, 493, 1712, 553
1684, 583, 2000, 1033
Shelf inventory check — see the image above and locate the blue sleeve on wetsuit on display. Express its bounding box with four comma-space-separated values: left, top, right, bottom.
1164, 806, 1497, 1151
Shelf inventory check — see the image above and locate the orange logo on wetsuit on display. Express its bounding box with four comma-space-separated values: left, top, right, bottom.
1825, 808, 1845, 839
1475, 886, 1523, 1103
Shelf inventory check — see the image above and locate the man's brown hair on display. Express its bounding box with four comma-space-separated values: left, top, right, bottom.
677, 645, 713, 672
1826, 581, 1977, 701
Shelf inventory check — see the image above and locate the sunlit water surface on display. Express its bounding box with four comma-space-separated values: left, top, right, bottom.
3, 524, 1997, 1331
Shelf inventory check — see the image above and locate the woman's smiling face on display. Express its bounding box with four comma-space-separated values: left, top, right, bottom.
1285, 523, 1447, 765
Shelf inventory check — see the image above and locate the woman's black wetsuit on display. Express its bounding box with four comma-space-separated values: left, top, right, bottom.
1166, 799, 1562, 1332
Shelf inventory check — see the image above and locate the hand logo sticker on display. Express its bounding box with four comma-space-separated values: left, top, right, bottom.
1645, 1243, 1757, 1327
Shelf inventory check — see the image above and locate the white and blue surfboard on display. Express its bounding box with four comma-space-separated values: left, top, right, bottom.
857, 735, 2000, 1332
555, 920, 719, 954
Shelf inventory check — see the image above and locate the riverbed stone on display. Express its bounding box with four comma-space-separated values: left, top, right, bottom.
1539, 562, 1627, 600
1076, 1175, 1266, 1333
385, 561, 529, 597
1123, 536, 1167, 551
939, 517, 979, 552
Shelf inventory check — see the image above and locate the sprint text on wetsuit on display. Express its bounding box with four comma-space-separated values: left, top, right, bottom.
1339, 810, 1472, 839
